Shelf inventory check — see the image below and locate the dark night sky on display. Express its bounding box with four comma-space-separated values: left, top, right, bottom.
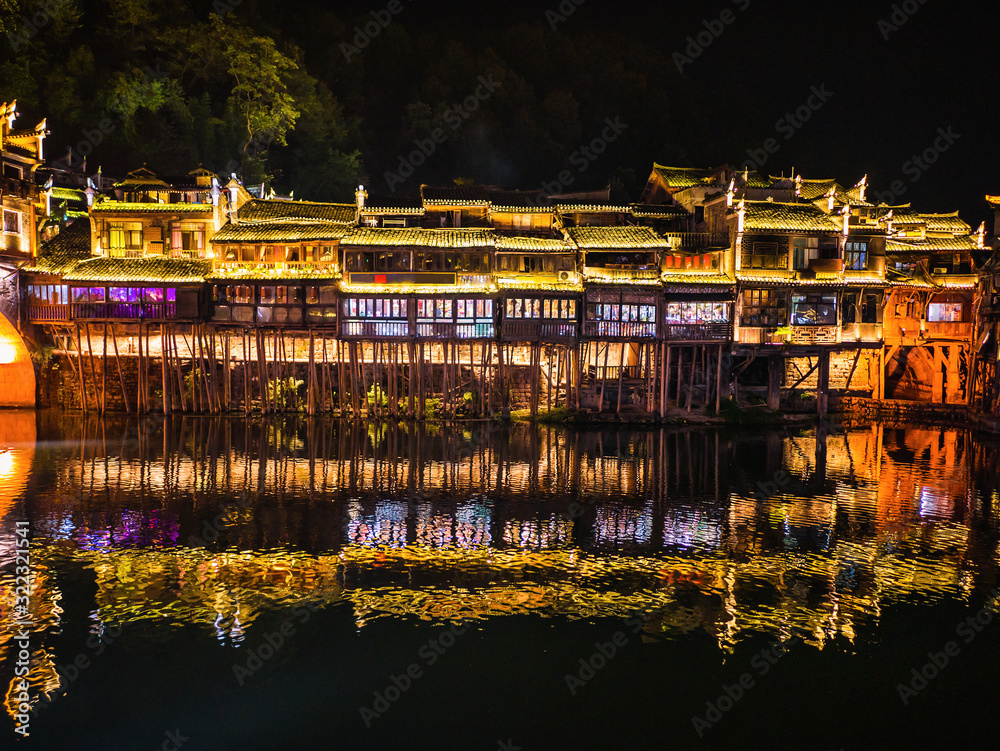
319, 0, 1000, 225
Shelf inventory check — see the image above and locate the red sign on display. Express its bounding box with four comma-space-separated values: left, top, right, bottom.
375, 274, 387, 284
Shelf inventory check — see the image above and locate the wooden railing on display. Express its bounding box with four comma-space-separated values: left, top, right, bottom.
341, 320, 410, 338
71, 302, 177, 320
583, 321, 657, 339
662, 323, 730, 341
213, 260, 337, 272
502, 321, 577, 341
790, 326, 840, 345
583, 267, 660, 283
27, 304, 69, 322
663, 232, 729, 250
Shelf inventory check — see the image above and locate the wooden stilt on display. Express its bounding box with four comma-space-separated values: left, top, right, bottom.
616, 342, 626, 413
111, 322, 130, 414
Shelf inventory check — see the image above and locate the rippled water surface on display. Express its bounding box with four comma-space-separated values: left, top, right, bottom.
2, 412, 1000, 750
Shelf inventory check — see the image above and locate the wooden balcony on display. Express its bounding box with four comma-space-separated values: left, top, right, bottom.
790, 326, 840, 345
583, 267, 661, 283
71, 302, 178, 320
663, 232, 730, 251
583, 321, 657, 339
923, 321, 974, 340
501, 320, 577, 342
662, 322, 731, 341
340, 320, 410, 338
213, 260, 338, 274
26, 304, 69, 322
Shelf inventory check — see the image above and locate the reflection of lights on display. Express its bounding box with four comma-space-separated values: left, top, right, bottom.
0, 449, 13, 478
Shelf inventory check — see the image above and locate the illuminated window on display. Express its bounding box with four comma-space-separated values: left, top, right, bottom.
3, 209, 20, 234
740, 289, 787, 327
171, 223, 206, 257
665, 302, 729, 324
845, 241, 868, 271
792, 294, 837, 325
106, 221, 143, 255
927, 302, 963, 322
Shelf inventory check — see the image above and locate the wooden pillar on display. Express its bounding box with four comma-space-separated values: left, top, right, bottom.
161, 324, 170, 415
767, 354, 782, 411
715, 344, 724, 414
817, 349, 830, 418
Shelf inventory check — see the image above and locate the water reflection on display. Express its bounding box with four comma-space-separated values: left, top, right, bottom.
2, 413, 1000, 728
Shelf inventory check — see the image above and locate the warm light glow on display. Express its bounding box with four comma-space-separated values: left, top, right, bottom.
0, 339, 18, 364
0, 449, 13, 478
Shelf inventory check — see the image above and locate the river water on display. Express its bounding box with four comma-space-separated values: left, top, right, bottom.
1, 412, 999, 750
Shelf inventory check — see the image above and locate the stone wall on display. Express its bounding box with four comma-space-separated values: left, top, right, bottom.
785, 351, 877, 391
840, 396, 969, 424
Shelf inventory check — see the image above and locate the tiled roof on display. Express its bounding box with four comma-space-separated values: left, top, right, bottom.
662, 273, 734, 286
887, 237, 978, 253
987, 195, 1000, 207
340, 228, 496, 248
496, 236, 575, 252
567, 226, 671, 249
113, 168, 169, 189
238, 198, 356, 224
797, 179, 843, 201
209, 267, 341, 281
630, 203, 689, 219
90, 200, 214, 214
212, 222, 350, 244
27, 219, 92, 275
740, 201, 841, 232
63, 257, 212, 284
361, 195, 425, 214
651, 164, 722, 190
879, 208, 970, 234
51, 187, 85, 201
420, 185, 552, 211
555, 203, 632, 213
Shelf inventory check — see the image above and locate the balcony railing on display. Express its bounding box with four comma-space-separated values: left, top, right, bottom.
663, 232, 730, 251
71, 302, 177, 320
416, 322, 495, 340
790, 326, 840, 345
502, 321, 578, 341
584, 267, 661, 283
583, 321, 657, 339
26, 304, 69, 322
213, 260, 338, 273
341, 320, 410, 338
662, 322, 731, 341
